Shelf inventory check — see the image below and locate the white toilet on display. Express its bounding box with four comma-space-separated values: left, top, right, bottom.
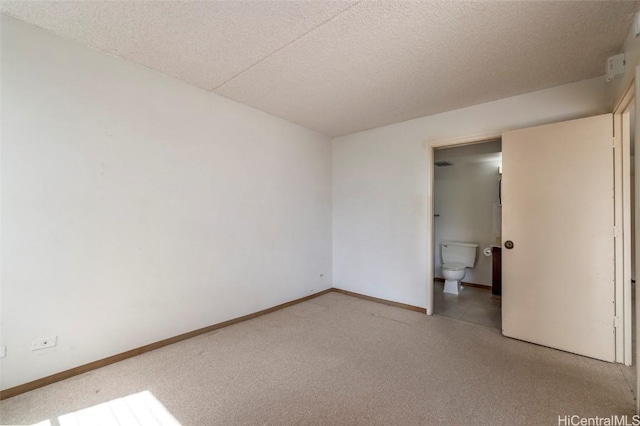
440, 241, 479, 295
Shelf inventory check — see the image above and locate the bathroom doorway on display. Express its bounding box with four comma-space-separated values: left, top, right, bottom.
426, 112, 632, 366
432, 140, 502, 329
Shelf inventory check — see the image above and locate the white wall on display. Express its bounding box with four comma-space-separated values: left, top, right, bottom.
333, 77, 609, 308
0, 16, 332, 390
433, 144, 502, 287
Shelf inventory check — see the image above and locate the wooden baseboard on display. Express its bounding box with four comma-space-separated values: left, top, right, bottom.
434, 277, 491, 291
331, 288, 427, 314
0, 288, 332, 400
1, 287, 428, 400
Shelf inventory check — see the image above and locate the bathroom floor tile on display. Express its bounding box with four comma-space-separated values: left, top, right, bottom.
434, 281, 501, 330
435, 304, 469, 321
462, 305, 499, 327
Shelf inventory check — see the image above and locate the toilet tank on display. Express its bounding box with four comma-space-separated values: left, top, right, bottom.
441, 241, 479, 267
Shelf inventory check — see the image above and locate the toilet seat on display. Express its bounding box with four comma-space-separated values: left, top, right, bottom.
442, 262, 465, 271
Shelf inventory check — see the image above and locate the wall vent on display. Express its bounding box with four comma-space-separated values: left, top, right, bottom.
434, 161, 453, 167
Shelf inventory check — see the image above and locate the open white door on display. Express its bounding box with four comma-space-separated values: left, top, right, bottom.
502, 114, 615, 362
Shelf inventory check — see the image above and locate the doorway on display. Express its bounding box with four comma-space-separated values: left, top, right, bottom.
426, 114, 631, 365
432, 139, 502, 329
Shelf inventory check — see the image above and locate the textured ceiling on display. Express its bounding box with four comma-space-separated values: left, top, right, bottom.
2, 1, 638, 137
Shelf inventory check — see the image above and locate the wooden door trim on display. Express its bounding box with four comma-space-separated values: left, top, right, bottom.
614, 80, 635, 365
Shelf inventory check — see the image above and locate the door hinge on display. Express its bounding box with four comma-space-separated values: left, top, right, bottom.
613, 226, 621, 237
614, 316, 622, 328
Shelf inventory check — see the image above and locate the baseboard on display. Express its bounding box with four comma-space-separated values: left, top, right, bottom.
330, 288, 427, 314
434, 277, 491, 291
1, 287, 427, 400
0, 288, 332, 400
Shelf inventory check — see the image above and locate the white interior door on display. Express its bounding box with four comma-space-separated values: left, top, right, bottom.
502, 114, 615, 362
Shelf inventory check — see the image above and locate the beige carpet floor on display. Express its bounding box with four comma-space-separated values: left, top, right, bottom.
0, 292, 636, 425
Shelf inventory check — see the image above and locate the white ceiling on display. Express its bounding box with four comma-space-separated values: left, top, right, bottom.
2, 1, 638, 137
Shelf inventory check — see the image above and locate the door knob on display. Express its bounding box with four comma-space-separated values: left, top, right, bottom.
505, 240, 514, 249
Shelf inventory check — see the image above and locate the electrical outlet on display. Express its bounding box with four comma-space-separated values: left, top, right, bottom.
32, 336, 57, 351
0, 346, 5, 358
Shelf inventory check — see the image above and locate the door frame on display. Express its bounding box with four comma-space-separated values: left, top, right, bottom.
633, 66, 640, 415
425, 131, 501, 315
614, 79, 635, 366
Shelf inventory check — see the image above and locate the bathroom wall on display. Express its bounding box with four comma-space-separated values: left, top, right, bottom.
1, 16, 332, 390
433, 141, 502, 287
